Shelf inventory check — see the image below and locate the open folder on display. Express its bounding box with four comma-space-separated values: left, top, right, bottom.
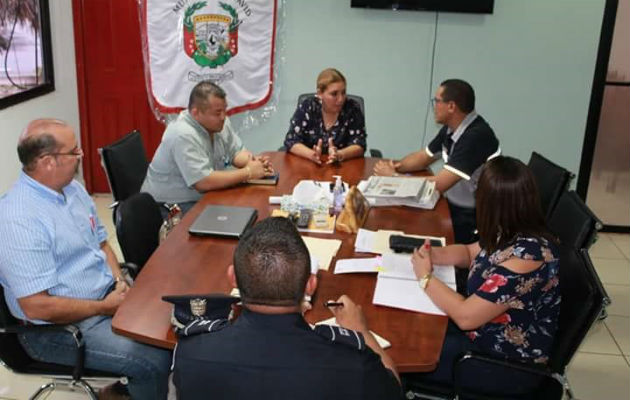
301, 236, 342, 271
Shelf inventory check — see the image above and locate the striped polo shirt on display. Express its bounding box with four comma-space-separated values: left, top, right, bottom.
0, 172, 114, 323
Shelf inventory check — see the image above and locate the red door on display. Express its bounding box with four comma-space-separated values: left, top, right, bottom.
73, 0, 164, 193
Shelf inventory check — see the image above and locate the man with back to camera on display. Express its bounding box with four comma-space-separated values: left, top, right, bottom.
173, 217, 403, 399
141, 80, 275, 215
374, 79, 500, 244
0, 119, 171, 399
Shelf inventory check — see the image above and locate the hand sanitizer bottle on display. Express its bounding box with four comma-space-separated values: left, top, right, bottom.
332, 175, 344, 215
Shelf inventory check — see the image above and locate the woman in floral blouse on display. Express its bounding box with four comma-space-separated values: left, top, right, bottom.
408, 156, 560, 395
283, 68, 366, 165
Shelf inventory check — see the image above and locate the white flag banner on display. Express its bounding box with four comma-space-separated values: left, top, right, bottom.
142, 0, 277, 114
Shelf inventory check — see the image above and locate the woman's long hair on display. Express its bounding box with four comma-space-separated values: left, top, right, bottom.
476, 156, 556, 253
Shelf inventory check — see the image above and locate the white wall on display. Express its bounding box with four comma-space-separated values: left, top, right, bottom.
0, 0, 80, 193
233, 0, 606, 179
0, 0, 608, 193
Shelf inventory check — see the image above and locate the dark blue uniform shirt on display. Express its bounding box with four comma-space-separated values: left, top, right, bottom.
173, 309, 402, 399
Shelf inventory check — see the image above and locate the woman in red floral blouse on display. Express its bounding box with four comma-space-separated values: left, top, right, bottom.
406, 155, 560, 395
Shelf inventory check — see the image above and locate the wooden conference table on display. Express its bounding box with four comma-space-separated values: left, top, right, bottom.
112, 152, 453, 373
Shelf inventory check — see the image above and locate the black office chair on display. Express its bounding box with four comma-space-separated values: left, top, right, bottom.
115, 192, 163, 269
403, 246, 606, 400
528, 152, 574, 219
284, 93, 382, 157
0, 286, 127, 399
99, 130, 149, 203
548, 191, 602, 250
548, 190, 609, 319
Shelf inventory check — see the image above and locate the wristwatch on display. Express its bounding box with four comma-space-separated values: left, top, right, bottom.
418, 273, 432, 289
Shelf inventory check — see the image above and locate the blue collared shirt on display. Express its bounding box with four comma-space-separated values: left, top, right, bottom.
0, 172, 114, 323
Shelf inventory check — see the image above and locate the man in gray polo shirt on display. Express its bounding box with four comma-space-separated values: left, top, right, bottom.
142, 81, 274, 214
374, 79, 500, 244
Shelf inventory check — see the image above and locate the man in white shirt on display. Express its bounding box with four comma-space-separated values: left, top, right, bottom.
142, 81, 274, 213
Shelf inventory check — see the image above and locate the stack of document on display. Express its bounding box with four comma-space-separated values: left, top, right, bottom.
372, 253, 457, 315
357, 176, 439, 210
355, 228, 445, 255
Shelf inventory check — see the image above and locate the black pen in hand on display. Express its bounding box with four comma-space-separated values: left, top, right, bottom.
323, 301, 344, 308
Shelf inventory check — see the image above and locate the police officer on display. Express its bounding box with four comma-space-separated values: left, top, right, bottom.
172, 217, 403, 399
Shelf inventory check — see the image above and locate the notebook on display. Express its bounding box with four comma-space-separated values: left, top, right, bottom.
247, 173, 279, 185
188, 205, 258, 238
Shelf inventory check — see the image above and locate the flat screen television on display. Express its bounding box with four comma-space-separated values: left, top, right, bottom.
351, 0, 494, 14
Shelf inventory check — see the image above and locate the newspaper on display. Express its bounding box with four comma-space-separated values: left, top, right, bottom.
361, 176, 426, 198
358, 177, 439, 210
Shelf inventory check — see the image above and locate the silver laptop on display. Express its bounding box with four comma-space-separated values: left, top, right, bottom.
188, 205, 258, 238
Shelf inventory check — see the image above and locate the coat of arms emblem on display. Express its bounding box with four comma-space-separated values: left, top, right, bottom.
183, 1, 239, 68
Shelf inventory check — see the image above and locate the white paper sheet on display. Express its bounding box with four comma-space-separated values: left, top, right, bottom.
373, 275, 456, 315
379, 253, 456, 284
354, 228, 376, 253
354, 228, 446, 255
334, 257, 381, 274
